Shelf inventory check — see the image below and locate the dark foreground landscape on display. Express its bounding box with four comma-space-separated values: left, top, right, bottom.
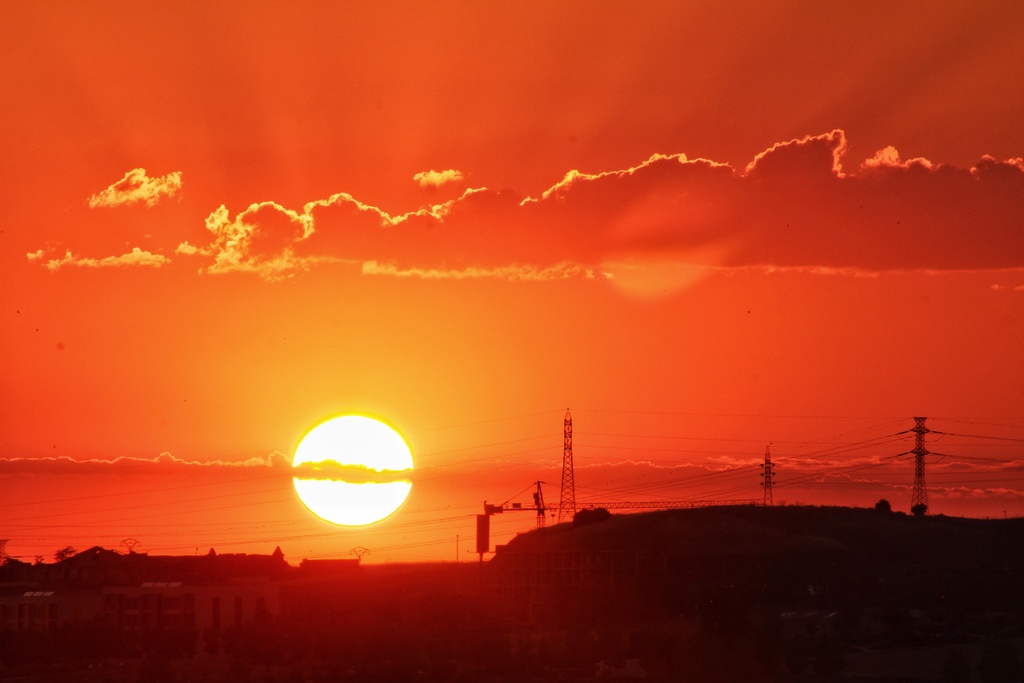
2, 505, 1023, 682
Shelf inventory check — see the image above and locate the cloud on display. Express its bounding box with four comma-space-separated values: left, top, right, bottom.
938, 486, 1024, 500
413, 169, 464, 188
860, 145, 934, 171
88, 168, 182, 208
360, 261, 593, 281
992, 283, 1024, 293
573, 459, 709, 471
0, 451, 291, 475
761, 265, 881, 278
291, 460, 411, 482
745, 129, 848, 177
160, 131, 1024, 281
35, 247, 170, 270
176, 190, 482, 280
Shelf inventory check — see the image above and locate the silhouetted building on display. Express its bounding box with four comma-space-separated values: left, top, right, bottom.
0, 545, 287, 633
490, 547, 671, 623
297, 558, 361, 577
101, 582, 276, 632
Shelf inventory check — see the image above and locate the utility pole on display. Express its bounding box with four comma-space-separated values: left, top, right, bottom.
911, 417, 930, 515
760, 445, 775, 506
557, 409, 576, 523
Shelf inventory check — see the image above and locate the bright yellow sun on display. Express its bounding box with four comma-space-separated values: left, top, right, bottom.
292, 416, 414, 526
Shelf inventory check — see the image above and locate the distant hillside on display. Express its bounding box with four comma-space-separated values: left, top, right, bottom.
498, 504, 1023, 560
483, 507, 1024, 681
490, 505, 1024, 625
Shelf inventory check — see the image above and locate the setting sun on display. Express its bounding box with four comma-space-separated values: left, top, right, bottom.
292, 416, 414, 526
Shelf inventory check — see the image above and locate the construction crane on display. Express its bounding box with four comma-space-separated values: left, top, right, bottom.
484, 481, 548, 527
476, 482, 547, 561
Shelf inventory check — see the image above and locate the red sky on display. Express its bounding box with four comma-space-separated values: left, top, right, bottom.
2, 1, 1024, 564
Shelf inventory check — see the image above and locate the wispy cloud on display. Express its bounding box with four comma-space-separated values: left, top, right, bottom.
573, 459, 709, 471
361, 261, 593, 281
992, 283, 1024, 293
0, 451, 291, 474
291, 460, 411, 482
88, 168, 182, 208
936, 486, 1024, 500
32, 247, 170, 271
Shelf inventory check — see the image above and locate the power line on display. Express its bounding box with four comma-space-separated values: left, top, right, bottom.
932, 431, 1024, 444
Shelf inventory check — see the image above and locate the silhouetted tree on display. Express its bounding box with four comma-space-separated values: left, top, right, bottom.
54, 545, 77, 562
912, 503, 928, 517
874, 499, 892, 514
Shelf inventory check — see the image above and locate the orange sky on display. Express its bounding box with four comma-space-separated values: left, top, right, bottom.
2, 1, 1024, 564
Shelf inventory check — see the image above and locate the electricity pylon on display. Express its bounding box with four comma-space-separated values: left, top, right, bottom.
760, 445, 776, 506
557, 409, 576, 523
910, 417, 930, 514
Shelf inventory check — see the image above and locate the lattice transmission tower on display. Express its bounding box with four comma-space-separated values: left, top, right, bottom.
557, 409, 576, 523
760, 445, 776, 506
910, 416, 930, 514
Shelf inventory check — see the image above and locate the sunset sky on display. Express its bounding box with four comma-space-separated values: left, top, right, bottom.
3, 1, 1024, 564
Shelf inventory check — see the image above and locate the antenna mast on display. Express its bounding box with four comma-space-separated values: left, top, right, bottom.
557, 409, 576, 523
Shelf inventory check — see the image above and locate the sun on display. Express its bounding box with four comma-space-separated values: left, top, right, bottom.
292, 416, 414, 526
